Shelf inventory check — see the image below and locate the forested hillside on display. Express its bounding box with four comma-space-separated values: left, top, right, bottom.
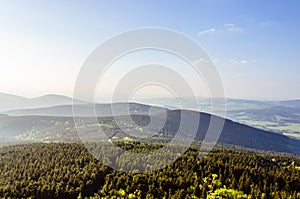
1, 110, 300, 155
0, 142, 299, 198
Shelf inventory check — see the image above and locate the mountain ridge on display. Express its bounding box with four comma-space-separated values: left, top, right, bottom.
0, 92, 85, 112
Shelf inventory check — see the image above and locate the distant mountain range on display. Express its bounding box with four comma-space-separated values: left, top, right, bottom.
0, 107, 299, 155
0, 92, 85, 112
4, 103, 167, 117
1, 92, 300, 114
138, 97, 300, 111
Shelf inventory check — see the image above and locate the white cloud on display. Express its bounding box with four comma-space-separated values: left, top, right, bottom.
197, 24, 242, 36
240, 60, 248, 64
197, 28, 216, 35
227, 59, 254, 65
192, 58, 205, 65
228, 27, 242, 32
191, 58, 211, 65
224, 24, 235, 27
224, 23, 242, 32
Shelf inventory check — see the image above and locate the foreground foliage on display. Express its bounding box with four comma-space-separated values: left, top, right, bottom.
0, 142, 299, 198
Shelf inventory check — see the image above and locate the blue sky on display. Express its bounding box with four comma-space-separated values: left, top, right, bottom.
0, 0, 299, 100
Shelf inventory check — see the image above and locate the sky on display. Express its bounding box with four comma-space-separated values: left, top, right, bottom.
0, 0, 299, 100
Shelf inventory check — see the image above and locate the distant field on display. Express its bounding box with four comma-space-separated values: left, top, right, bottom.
268, 124, 300, 131
283, 132, 300, 139
239, 120, 278, 126
237, 119, 300, 139
274, 115, 289, 121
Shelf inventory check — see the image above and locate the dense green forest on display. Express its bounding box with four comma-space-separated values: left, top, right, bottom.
0, 142, 300, 199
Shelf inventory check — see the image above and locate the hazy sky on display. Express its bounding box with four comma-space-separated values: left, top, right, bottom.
0, 0, 299, 100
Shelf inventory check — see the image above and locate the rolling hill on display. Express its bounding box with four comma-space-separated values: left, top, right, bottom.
4, 102, 167, 117
0, 103, 299, 155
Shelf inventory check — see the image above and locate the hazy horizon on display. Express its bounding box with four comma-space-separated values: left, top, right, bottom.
0, 1, 299, 99
0, 91, 299, 102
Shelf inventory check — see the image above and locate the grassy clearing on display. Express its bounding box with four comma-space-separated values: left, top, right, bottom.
275, 115, 289, 121
268, 124, 300, 132
238, 120, 300, 140
283, 132, 300, 139
239, 120, 278, 126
